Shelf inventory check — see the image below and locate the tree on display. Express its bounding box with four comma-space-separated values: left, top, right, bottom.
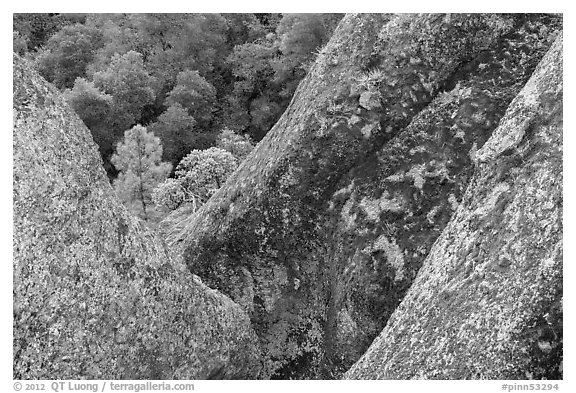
171, 14, 229, 78
176, 147, 237, 197
148, 103, 216, 168
165, 70, 217, 129
270, 14, 343, 104
273, 14, 342, 80
224, 38, 279, 139
223, 14, 266, 47
85, 14, 229, 129
111, 125, 171, 220
152, 178, 189, 211
131, 13, 228, 81
253, 13, 283, 34
13, 13, 86, 52
249, 96, 283, 140
216, 128, 255, 161
227, 40, 277, 87
222, 14, 343, 142
153, 147, 237, 211
93, 51, 156, 132
35, 23, 104, 89
128, 13, 191, 85
64, 78, 114, 159
84, 14, 142, 76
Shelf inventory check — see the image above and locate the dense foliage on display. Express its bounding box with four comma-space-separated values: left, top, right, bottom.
216, 127, 255, 161
14, 13, 343, 179
152, 147, 237, 211
147, 103, 201, 168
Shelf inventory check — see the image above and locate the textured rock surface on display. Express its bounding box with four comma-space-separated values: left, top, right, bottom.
346, 34, 563, 380
13, 55, 262, 380
174, 13, 561, 378
321, 15, 561, 374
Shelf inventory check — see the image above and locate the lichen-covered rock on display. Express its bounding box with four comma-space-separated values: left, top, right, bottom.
345, 34, 563, 380
173, 14, 560, 378
13, 55, 262, 380
322, 15, 561, 374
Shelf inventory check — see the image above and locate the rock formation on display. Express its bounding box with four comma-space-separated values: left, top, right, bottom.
13, 13, 563, 381
319, 15, 562, 375
13, 55, 262, 379
346, 33, 563, 380
174, 13, 562, 378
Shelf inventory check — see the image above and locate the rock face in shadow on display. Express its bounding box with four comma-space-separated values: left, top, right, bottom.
345, 34, 563, 380
13, 55, 262, 380
174, 14, 561, 378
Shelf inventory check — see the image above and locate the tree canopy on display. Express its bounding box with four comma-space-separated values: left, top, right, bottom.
153, 147, 237, 212
148, 103, 201, 167
36, 23, 104, 89
165, 70, 216, 129
93, 51, 156, 131
14, 13, 344, 179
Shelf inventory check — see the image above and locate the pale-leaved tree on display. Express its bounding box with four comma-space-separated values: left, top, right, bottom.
153, 147, 237, 211
111, 125, 171, 220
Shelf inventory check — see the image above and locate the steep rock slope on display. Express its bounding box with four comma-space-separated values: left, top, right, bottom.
346, 34, 563, 379
320, 15, 560, 373
175, 14, 561, 378
13, 55, 262, 379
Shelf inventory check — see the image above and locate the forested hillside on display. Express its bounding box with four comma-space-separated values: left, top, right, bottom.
14, 13, 344, 227
13, 13, 563, 381
14, 13, 342, 173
